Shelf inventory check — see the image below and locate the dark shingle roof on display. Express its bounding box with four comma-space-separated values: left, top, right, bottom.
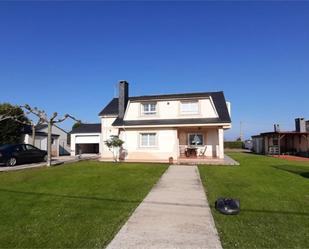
98, 98, 119, 116
99, 91, 231, 126
21, 125, 59, 137
70, 123, 101, 134
112, 118, 227, 127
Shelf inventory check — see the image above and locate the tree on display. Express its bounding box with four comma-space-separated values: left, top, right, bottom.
104, 136, 124, 162
72, 122, 82, 130
22, 104, 80, 166
0, 103, 29, 144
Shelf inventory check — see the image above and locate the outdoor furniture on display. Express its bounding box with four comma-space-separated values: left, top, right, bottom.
185, 147, 197, 157
199, 146, 207, 157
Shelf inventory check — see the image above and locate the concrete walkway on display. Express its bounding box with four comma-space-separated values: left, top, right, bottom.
0, 154, 100, 172
107, 165, 222, 249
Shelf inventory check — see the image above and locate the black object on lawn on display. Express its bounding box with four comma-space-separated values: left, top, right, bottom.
215, 198, 240, 215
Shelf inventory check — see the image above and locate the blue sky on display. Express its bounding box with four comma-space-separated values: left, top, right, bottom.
0, 1, 308, 140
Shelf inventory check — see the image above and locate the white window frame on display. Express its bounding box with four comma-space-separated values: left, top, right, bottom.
141, 102, 157, 116
180, 100, 199, 115
139, 133, 157, 148
188, 133, 204, 146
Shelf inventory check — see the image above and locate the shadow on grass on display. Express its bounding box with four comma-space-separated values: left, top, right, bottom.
272, 165, 309, 179
0, 188, 139, 204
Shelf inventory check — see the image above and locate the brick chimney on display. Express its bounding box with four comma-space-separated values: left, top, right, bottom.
295, 118, 306, 132
118, 81, 129, 119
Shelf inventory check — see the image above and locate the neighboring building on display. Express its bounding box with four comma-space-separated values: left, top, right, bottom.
21, 124, 70, 156
252, 118, 309, 157
244, 139, 253, 150
70, 81, 232, 163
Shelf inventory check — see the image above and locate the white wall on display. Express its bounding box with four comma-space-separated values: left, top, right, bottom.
99, 125, 225, 161
24, 134, 59, 156
38, 125, 70, 155
116, 128, 178, 161
101, 116, 118, 158
124, 98, 218, 120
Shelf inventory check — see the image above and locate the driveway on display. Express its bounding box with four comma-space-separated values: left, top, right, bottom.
106, 165, 222, 249
0, 154, 100, 172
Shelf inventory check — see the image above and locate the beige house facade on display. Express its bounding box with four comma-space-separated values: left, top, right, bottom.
97, 81, 232, 163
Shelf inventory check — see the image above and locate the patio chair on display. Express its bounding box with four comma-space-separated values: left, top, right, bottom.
199, 146, 207, 157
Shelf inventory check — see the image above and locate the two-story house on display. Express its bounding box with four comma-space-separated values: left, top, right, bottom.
71, 81, 231, 162
71, 81, 232, 163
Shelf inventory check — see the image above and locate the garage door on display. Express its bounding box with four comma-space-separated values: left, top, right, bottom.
75, 135, 100, 144
76, 143, 99, 154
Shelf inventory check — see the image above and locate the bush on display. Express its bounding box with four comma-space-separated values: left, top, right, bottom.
224, 141, 244, 149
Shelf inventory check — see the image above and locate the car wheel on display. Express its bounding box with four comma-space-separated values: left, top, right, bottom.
43, 155, 48, 162
6, 157, 17, 167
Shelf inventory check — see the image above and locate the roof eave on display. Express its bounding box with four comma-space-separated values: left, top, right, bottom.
113, 122, 231, 129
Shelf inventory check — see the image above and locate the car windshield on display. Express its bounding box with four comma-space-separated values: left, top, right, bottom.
0, 144, 12, 150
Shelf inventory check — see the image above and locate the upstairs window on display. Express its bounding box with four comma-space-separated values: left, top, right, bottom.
142, 102, 157, 115
180, 101, 199, 115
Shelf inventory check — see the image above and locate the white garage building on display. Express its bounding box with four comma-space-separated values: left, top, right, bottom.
70, 123, 101, 156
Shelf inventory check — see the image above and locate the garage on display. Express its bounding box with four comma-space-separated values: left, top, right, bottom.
70, 124, 101, 156
75, 134, 100, 154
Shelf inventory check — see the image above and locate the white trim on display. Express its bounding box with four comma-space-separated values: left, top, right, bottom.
209, 96, 219, 117
114, 123, 231, 128
140, 102, 158, 117
100, 115, 118, 118
138, 132, 158, 148
179, 100, 200, 116
123, 100, 130, 119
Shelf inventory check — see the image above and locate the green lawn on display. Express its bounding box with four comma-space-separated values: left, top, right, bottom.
0, 161, 167, 248
199, 153, 309, 249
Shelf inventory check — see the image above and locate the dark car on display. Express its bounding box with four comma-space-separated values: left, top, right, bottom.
0, 144, 47, 166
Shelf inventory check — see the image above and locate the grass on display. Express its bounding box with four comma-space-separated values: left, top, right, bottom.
0, 161, 167, 248
199, 152, 309, 249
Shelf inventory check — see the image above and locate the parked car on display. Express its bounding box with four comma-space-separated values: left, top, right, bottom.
0, 144, 47, 166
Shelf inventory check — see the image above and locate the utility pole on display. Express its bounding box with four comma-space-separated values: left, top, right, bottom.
240, 121, 243, 141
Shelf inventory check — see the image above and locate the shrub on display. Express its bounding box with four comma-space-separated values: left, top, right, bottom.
224, 141, 244, 149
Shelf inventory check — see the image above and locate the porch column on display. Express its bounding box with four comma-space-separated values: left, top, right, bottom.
218, 128, 224, 159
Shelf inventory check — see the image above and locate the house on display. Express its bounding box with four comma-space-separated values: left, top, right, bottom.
252, 118, 309, 157
22, 124, 71, 156
70, 81, 232, 163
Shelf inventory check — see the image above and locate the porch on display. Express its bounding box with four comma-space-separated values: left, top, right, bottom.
177, 154, 238, 165
176, 126, 225, 162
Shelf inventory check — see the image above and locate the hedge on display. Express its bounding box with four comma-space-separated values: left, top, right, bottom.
224, 141, 244, 149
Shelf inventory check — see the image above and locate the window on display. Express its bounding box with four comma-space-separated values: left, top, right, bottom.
14, 145, 23, 152
25, 144, 37, 150
188, 134, 204, 146
142, 103, 157, 115
140, 133, 157, 147
180, 101, 199, 115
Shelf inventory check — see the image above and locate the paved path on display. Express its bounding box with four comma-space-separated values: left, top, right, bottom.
0, 154, 100, 172
107, 165, 222, 249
